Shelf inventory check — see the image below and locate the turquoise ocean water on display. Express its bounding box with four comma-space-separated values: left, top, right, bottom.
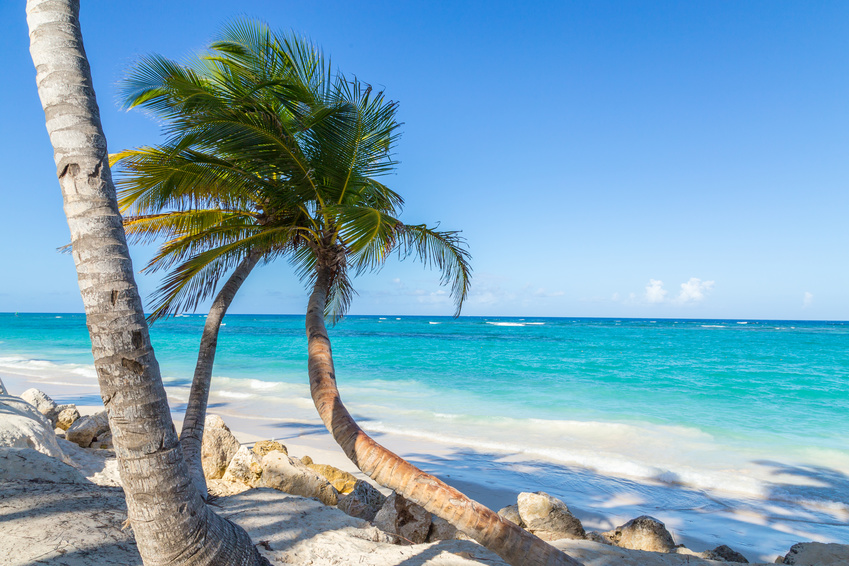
1, 312, 847, 556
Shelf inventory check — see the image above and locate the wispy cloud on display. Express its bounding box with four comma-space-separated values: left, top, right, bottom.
803, 291, 813, 308
676, 278, 715, 304
632, 277, 714, 305
645, 279, 667, 303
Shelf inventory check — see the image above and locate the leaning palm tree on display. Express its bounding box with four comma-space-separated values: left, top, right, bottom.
26, 1, 269, 564
116, 21, 581, 566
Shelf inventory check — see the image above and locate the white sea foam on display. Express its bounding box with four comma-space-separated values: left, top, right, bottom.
701, 325, 726, 328
429, 322, 441, 325
486, 322, 526, 327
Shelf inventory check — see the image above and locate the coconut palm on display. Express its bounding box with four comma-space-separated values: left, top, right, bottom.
26, 1, 269, 564
116, 21, 581, 566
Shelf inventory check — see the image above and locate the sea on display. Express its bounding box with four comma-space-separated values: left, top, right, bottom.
1, 312, 847, 559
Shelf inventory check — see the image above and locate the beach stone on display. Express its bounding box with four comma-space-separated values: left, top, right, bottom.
66, 411, 110, 448
498, 503, 524, 527
252, 439, 287, 458
373, 492, 432, 544
427, 515, 466, 542
90, 432, 113, 450
517, 491, 585, 541
602, 515, 676, 553
782, 542, 849, 565
208, 478, 251, 497
56, 405, 81, 431
306, 462, 358, 494
223, 445, 263, 486
20, 388, 59, 428
0, 447, 89, 484
585, 531, 613, 545
260, 451, 339, 506
702, 544, 748, 563
337, 479, 387, 522
201, 414, 241, 479
300, 454, 313, 465
0, 394, 67, 462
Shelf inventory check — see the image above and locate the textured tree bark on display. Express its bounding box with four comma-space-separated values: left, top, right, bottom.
0, 376, 7, 395
27, 1, 269, 564
180, 251, 261, 497
306, 264, 583, 566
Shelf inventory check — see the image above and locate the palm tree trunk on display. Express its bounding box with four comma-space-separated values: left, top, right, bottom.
306, 264, 582, 566
27, 1, 268, 564
0, 376, 7, 396
180, 250, 261, 496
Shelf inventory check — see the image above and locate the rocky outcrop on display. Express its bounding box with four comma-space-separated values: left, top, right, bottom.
260, 451, 339, 506
427, 516, 465, 542
0, 447, 88, 484
66, 411, 110, 448
701, 545, 748, 563
306, 462, 358, 494
56, 405, 81, 431
373, 492, 432, 544
603, 515, 676, 553
0, 394, 67, 461
90, 432, 113, 450
201, 414, 241, 479
517, 491, 585, 541
336, 479, 387, 522
497, 503, 524, 527
780, 542, 849, 565
252, 439, 287, 458
223, 445, 263, 486
20, 388, 59, 428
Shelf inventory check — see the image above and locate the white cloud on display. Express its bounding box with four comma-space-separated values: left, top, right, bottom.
676, 278, 715, 303
803, 291, 813, 308
645, 279, 667, 303
611, 292, 620, 302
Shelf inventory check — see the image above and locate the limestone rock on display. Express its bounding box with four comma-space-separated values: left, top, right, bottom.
701, 545, 748, 563
517, 491, 585, 541
20, 388, 59, 428
0, 394, 67, 462
498, 503, 524, 527
91, 433, 113, 450
0, 447, 89, 484
223, 445, 263, 486
252, 439, 287, 458
201, 414, 241, 479
603, 515, 676, 553
56, 405, 81, 431
373, 492, 432, 544
585, 531, 613, 545
306, 462, 358, 494
337, 479, 387, 522
66, 411, 110, 448
208, 478, 252, 497
782, 542, 849, 565
427, 516, 467, 542
300, 454, 313, 465
260, 451, 339, 506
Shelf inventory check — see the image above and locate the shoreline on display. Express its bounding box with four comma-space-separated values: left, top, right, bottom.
2, 368, 847, 563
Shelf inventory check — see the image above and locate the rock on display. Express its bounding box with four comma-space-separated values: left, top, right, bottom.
208, 478, 252, 497
0, 447, 89, 484
300, 454, 313, 465
223, 445, 263, 486
201, 414, 241, 479
56, 405, 81, 431
252, 439, 287, 458
20, 388, 59, 428
427, 516, 468, 542
702, 545, 748, 563
90, 433, 113, 450
66, 411, 110, 448
337, 479, 387, 522
260, 451, 339, 506
517, 491, 585, 541
585, 531, 613, 545
498, 503, 524, 527
0, 394, 68, 462
603, 515, 676, 553
782, 542, 849, 565
373, 492, 432, 544
306, 462, 358, 494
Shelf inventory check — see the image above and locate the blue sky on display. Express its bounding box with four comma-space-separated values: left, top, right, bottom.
2, 1, 847, 319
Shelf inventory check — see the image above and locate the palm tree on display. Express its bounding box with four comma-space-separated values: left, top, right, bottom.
26, 1, 269, 564
116, 21, 581, 566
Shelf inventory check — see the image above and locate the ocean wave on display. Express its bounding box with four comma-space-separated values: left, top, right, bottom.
486, 322, 527, 327
0, 355, 97, 380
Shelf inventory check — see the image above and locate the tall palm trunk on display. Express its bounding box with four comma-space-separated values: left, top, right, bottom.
306, 264, 582, 566
180, 250, 261, 496
27, 1, 268, 564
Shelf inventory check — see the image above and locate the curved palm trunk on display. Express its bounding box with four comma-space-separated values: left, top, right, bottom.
306, 265, 582, 566
0, 376, 7, 396
27, 2, 268, 564
180, 251, 261, 496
